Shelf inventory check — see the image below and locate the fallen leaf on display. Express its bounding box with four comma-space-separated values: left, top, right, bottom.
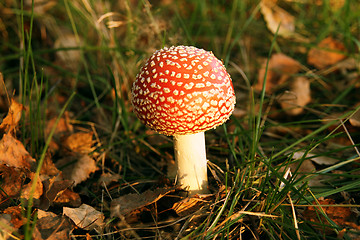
256, 53, 301, 93
0, 165, 25, 206
278, 76, 311, 115
0, 99, 24, 134
21, 172, 44, 201
292, 151, 339, 165
307, 37, 346, 69
0, 133, 36, 170
62, 132, 94, 154
63, 204, 104, 232
56, 155, 97, 186
3, 206, 24, 229
349, 107, 360, 127
45, 112, 74, 154
45, 112, 73, 146
303, 199, 359, 234
32, 209, 72, 240
53, 189, 81, 207
260, 0, 295, 37
280, 150, 340, 186
0, 213, 17, 239
111, 188, 176, 218
45, 112, 73, 137
39, 153, 60, 177
54, 33, 82, 72
98, 172, 121, 187
322, 113, 359, 146
40, 176, 79, 210
172, 194, 213, 217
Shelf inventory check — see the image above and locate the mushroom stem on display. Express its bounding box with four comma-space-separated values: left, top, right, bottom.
174, 132, 208, 194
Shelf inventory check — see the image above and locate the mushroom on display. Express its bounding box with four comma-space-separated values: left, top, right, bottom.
131, 46, 236, 194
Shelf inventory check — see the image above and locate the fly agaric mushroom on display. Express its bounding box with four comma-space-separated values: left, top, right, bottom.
131, 46, 236, 194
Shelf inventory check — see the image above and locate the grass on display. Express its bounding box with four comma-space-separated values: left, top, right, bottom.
1, 0, 360, 239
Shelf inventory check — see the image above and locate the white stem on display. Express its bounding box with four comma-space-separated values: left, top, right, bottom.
174, 132, 208, 194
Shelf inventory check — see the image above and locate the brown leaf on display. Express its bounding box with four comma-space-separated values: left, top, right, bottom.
3, 206, 24, 229
56, 155, 97, 186
62, 132, 94, 154
172, 194, 213, 217
45, 112, 73, 153
256, 53, 301, 93
110, 188, 176, 218
53, 189, 81, 207
21, 172, 44, 201
278, 76, 311, 115
98, 172, 121, 187
0, 165, 25, 206
32, 210, 72, 240
40, 153, 60, 177
303, 199, 359, 233
349, 107, 360, 127
0, 213, 17, 239
0, 133, 36, 170
307, 37, 346, 69
63, 204, 104, 232
260, 0, 295, 37
0, 99, 24, 134
40, 176, 78, 210
45, 112, 73, 137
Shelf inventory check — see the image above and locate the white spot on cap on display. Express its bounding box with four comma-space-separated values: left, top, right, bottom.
202, 102, 210, 109
184, 82, 194, 89
167, 97, 175, 103
210, 100, 218, 106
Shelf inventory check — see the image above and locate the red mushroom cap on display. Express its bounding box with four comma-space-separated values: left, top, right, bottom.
131, 46, 236, 136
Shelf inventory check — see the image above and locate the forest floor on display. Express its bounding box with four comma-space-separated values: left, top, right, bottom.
0, 0, 360, 239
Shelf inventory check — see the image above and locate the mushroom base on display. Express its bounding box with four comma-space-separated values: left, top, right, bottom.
174, 132, 208, 194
